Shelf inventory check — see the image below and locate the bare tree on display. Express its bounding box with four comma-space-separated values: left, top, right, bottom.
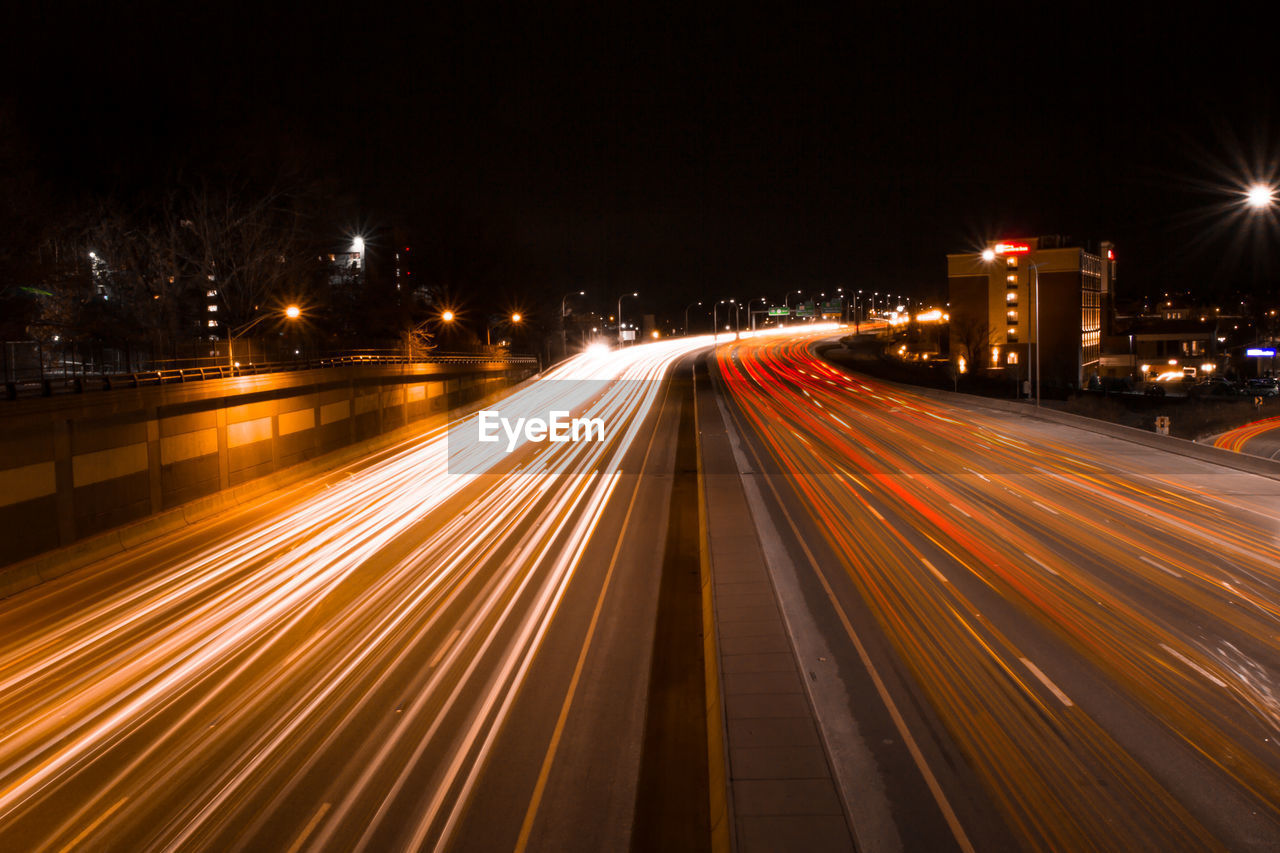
951, 314, 994, 369
174, 180, 320, 332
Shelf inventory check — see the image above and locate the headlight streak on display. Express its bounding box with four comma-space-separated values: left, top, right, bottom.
716, 332, 1280, 849
0, 335, 713, 851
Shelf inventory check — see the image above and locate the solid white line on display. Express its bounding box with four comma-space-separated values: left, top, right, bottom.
1023, 551, 1060, 576
1159, 644, 1227, 687
1020, 657, 1074, 707
963, 467, 990, 482
1031, 500, 1059, 516
949, 503, 971, 518
1139, 555, 1182, 579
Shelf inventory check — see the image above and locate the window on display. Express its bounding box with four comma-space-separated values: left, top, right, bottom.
207, 305, 217, 312
1006, 274, 1017, 283
1006, 291, 1018, 303
1006, 257, 1018, 268
1006, 310, 1018, 323
1008, 352, 1019, 365
207, 319, 218, 327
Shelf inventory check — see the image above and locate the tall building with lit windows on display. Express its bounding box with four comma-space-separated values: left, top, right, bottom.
946, 236, 1114, 389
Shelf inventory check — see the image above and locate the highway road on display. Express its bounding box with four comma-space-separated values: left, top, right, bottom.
713, 332, 1280, 851
0, 337, 714, 852
1215, 414, 1280, 460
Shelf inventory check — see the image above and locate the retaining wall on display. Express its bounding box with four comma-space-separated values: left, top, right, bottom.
0, 361, 535, 569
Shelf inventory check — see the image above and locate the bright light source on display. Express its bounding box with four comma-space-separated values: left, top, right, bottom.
351, 236, 365, 252
651, 330, 659, 339
511, 313, 522, 323
982, 249, 996, 261
1246, 183, 1275, 209
585, 343, 610, 357
441, 310, 455, 322
284, 305, 301, 319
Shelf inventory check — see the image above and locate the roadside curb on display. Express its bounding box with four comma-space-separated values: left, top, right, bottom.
815, 343, 1280, 483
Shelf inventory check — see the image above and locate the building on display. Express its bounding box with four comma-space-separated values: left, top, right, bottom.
947, 236, 1115, 389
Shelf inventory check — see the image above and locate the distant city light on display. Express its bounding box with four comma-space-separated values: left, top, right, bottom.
284, 305, 301, 319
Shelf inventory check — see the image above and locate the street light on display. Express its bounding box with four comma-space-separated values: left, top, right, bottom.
713, 299, 735, 338
617, 292, 638, 345
1246, 183, 1275, 209
784, 289, 803, 310
747, 296, 767, 331
228, 305, 301, 371
560, 290, 585, 358
684, 300, 703, 335
487, 312, 522, 347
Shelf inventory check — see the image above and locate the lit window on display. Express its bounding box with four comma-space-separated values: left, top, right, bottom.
207, 319, 218, 327
1006, 257, 1018, 268
207, 305, 217, 312
1006, 292, 1017, 303
1008, 352, 1019, 365
1006, 310, 1018, 322
1006, 274, 1017, 283
207, 289, 217, 297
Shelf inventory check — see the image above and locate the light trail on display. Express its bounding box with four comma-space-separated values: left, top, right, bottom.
715, 332, 1280, 850
0, 334, 713, 851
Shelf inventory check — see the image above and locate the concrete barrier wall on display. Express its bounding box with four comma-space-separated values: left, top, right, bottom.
0, 362, 534, 568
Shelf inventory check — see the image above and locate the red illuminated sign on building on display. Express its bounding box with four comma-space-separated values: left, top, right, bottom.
994, 242, 1030, 254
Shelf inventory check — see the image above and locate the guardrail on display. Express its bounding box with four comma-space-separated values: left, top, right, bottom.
3, 350, 540, 400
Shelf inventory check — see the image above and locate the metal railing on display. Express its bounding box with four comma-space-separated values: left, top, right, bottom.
3, 344, 538, 400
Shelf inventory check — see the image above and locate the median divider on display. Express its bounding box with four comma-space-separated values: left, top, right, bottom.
694, 356, 733, 853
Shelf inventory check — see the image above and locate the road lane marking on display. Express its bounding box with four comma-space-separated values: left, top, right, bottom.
949, 502, 971, 518
1022, 551, 1060, 576
963, 467, 990, 482
1020, 658, 1073, 707
1139, 555, 1183, 579
286, 802, 331, 853
1159, 644, 1227, 687
429, 629, 461, 668
921, 558, 949, 583
1031, 500, 1059, 516
868, 506, 885, 522
515, 365, 680, 852
57, 797, 128, 853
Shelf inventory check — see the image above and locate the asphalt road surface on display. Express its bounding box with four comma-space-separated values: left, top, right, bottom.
712, 331, 1280, 851
0, 338, 712, 852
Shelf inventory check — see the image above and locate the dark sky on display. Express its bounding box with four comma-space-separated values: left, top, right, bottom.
9, 2, 1279, 319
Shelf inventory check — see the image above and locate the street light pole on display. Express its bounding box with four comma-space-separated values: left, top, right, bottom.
1030, 261, 1041, 409
747, 297, 766, 331
714, 299, 734, 339
617, 292, 638, 346
684, 301, 703, 335
227, 305, 300, 372
560, 290, 584, 359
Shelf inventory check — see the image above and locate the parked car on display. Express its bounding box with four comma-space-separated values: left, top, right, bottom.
1247, 378, 1279, 397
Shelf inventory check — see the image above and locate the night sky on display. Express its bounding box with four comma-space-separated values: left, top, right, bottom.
9, 2, 1278, 320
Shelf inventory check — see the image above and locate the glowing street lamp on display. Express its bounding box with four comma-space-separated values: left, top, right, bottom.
1246, 183, 1275, 210
228, 305, 301, 372
440, 309, 455, 323
684, 301, 703, 335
